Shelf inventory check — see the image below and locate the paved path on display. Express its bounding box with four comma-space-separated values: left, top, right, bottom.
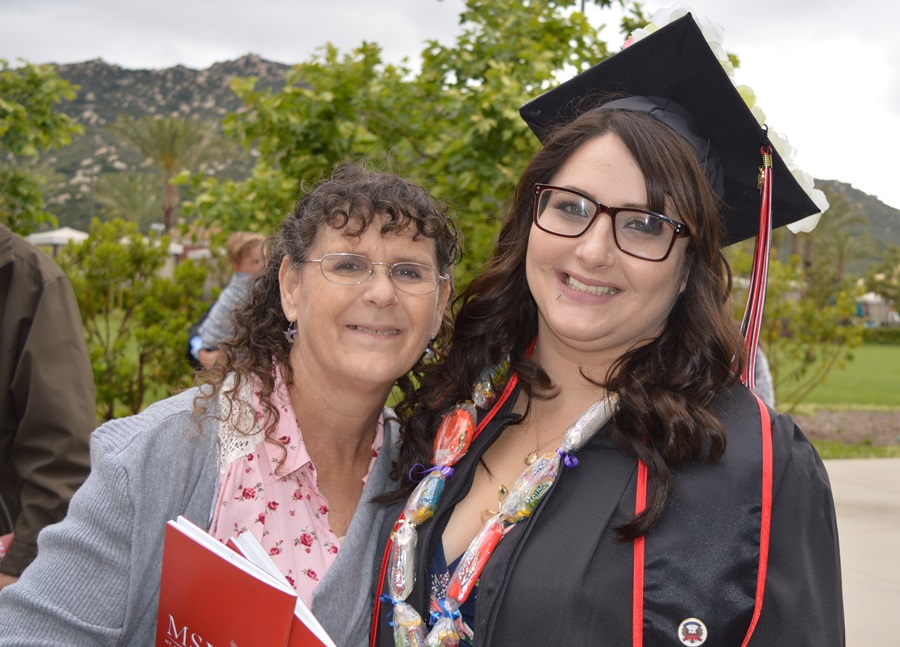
825, 458, 900, 646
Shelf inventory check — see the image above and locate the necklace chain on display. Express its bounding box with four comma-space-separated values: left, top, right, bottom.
524, 429, 568, 465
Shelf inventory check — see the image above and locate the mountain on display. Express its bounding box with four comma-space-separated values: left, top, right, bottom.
39, 57, 900, 269
55, 55, 289, 125
42, 55, 289, 231
817, 179, 899, 252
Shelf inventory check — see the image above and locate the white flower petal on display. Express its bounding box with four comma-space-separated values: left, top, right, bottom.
650, 4, 691, 27
750, 105, 766, 126
786, 213, 822, 233
768, 130, 797, 167
737, 85, 757, 108
811, 188, 830, 214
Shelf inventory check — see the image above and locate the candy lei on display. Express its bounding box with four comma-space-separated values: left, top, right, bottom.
387, 361, 618, 647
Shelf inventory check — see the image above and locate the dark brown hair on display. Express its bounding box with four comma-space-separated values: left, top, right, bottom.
394, 110, 745, 538
194, 163, 462, 464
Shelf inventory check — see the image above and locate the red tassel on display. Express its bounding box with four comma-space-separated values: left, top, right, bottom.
740, 146, 773, 388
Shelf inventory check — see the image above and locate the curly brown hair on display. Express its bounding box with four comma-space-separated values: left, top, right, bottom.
393, 109, 746, 539
194, 163, 461, 468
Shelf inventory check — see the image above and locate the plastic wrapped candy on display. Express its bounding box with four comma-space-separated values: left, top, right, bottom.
559, 394, 618, 454
472, 359, 510, 409
499, 453, 560, 523
392, 601, 427, 647
433, 402, 476, 467
388, 520, 418, 601
403, 469, 446, 524
446, 514, 504, 604
425, 617, 460, 647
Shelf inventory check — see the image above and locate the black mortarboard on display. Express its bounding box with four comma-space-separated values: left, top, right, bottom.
519, 13, 820, 246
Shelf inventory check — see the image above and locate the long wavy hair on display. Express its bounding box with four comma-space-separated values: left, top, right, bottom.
194, 163, 462, 468
394, 110, 746, 539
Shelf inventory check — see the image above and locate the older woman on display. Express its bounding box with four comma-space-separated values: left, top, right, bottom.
0, 163, 459, 647
373, 15, 842, 647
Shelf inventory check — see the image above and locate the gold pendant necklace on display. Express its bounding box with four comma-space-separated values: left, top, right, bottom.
524, 430, 567, 465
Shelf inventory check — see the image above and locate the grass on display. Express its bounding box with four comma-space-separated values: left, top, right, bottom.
776, 344, 900, 459
777, 345, 900, 408
812, 440, 900, 459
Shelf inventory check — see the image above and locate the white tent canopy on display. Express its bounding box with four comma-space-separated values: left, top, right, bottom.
25, 226, 89, 257
25, 226, 89, 247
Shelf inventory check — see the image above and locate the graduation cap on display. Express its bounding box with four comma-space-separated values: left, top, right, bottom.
519, 13, 820, 247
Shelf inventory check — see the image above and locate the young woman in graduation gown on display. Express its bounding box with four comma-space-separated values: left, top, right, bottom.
372, 15, 843, 647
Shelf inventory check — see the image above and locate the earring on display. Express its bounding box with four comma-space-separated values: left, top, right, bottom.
283, 321, 297, 344
422, 338, 438, 362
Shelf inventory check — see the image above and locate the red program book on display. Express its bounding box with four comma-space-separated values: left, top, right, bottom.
155, 516, 336, 647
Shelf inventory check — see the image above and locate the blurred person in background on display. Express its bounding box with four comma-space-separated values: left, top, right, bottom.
189, 230, 265, 370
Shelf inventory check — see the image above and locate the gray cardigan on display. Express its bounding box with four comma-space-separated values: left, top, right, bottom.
0, 386, 398, 646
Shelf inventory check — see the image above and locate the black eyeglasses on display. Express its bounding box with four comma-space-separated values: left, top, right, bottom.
533, 184, 690, 262
302, 253, 447, 295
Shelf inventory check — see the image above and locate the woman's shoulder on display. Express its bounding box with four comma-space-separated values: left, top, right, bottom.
90, 387, 217, 466
711, 383, 826, 482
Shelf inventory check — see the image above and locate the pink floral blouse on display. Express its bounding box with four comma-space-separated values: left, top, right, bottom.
208, 367, 384, 608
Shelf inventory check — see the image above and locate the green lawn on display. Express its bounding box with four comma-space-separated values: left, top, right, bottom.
813, 440, 900, 459
777, 344, 900, 408
775, 344, 899, 458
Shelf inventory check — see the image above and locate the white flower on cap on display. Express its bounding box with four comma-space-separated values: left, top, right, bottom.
628, 3, 828, 228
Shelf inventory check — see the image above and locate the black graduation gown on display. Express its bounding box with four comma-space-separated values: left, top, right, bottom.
373, 383, 844, 646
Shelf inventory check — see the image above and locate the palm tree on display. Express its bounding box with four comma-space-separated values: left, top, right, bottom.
109, 115, 227, 232
94, 171, 162, 231
809, 191, 874, 283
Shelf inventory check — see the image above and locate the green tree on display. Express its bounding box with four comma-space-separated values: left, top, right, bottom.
184, 0, 622, 280
786, 189, 873, 284
109, 115, 228, 232
94, 171, 163, 231
729, 243, 864, 411
0, 59, 83, 233
59, 218, 209, 420
865, 244, 900, 306
766, 256, 863, 410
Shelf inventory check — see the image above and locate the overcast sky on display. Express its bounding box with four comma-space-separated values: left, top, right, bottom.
2, 0, 898, 210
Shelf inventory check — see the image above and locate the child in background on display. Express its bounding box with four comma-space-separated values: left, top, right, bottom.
190, 232, 264, 370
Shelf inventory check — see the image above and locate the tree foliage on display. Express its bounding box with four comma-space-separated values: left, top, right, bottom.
94, 171, 163, 231
59, 218, 208, 420
109, 115, 230, 232
729, 238, 864, 411
865, 244, 900, 306
0, 59, 83, 233
184, 0, 621, 281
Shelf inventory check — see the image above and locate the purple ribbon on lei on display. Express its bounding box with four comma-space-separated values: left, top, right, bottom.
557, 448, 579, 468
408, 463, 455, 481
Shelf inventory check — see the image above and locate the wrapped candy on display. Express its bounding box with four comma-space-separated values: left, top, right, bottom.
393, 601, 427, 647
446, 515, 505, 604
472, 359, 510, 409
403, 470, 446, 524
425, 617, 460, 647
433, 402, 476, 467
500, 453, 560, 523
388, 520, 418, 601
558, 394, 618, 455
